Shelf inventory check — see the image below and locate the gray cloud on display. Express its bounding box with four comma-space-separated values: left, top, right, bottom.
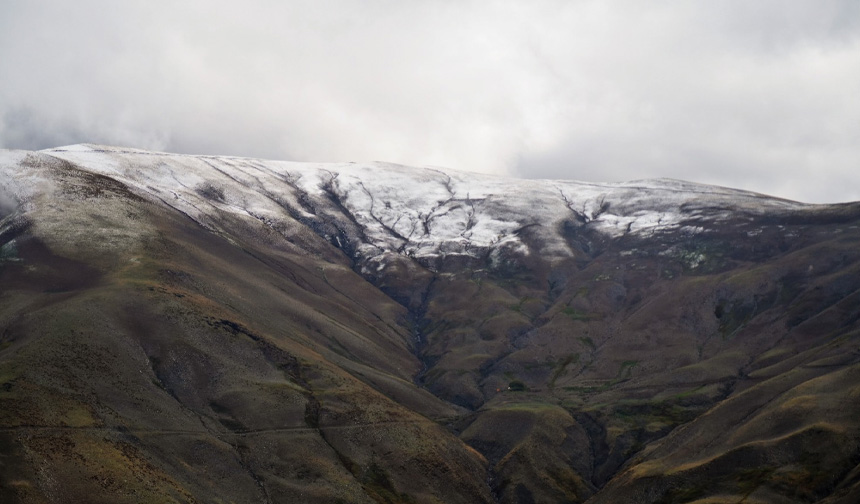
1, 1, 858, 203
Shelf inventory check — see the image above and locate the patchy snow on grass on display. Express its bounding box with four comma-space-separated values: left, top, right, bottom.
32, 144, 812, 269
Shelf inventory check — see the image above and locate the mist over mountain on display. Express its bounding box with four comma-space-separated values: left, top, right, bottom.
2, 145, 859, 503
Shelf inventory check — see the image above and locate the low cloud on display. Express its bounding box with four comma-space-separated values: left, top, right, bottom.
1, 1, 858, 203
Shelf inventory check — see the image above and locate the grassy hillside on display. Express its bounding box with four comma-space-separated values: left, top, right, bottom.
1, 151, 859, 503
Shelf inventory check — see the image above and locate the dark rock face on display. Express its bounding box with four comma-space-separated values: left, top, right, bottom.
1, 144, 859, 503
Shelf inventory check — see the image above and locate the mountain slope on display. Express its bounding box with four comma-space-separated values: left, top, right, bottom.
1, 144, 859, 503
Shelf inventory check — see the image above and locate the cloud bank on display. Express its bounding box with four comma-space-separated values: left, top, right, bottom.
1, 1, 858, 203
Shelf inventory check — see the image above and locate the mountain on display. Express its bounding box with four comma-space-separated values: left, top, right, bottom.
2, 144, 859, 503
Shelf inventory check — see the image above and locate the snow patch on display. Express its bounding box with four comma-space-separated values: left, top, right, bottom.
23, 145, 813, 270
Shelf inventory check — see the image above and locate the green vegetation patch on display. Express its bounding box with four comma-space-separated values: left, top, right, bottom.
609, 399, 700, 430
715, 299, 757, 338
735, 466, 776, 496
358, 461, 416, 504
672, 385, 706, 400
508, 380, 527, 392
656, 482, 708, 504
578, 336, 596, 350
614, 360, 639, 383
563, 307, 598, 321
548, 353, 579, 389
492, 400, 561, 413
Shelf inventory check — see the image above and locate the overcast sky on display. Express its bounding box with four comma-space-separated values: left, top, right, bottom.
1, 1, 859, 203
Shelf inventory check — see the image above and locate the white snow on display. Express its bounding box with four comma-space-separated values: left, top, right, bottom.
0, 144, 815, 270
0, 150, 59, 213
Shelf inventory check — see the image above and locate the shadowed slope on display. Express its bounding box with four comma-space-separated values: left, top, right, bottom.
0, 153, 492, 503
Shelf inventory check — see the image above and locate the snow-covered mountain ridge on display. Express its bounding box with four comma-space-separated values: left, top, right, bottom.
1, 144, 812, 273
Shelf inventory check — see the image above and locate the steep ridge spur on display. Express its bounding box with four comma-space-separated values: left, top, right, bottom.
1, 144, 859, 503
